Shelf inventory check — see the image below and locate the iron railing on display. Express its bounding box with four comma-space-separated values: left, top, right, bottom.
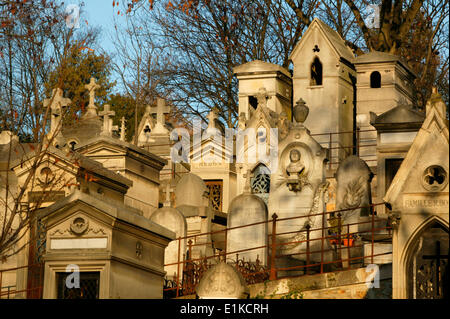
163, 202, 392, 298
0, 264, 43, 299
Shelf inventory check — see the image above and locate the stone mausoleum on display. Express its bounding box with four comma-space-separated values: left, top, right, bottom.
0, 18, 448, 299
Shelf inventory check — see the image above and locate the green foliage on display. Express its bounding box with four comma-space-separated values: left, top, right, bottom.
107, 93, 143, 141
45, 43, 115, 124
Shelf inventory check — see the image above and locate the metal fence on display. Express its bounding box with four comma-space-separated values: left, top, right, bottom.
0, 264, 43, 299
163, 202, 392, 298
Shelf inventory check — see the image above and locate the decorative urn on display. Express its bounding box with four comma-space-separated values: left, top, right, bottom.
293, 98, 309, 124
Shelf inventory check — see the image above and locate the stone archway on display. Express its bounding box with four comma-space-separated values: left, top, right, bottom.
405, 218, 449, 299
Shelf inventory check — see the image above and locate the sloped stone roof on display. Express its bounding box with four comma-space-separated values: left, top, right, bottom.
354, 51, 415, 76
289, 18, 355, 63
234, 60, 291, 77
370, 103, 425, 131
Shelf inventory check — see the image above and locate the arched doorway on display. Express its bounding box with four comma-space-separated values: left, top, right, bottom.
406, 219, 449, 299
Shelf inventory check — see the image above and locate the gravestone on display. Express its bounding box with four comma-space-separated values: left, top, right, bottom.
227, 170, 268, 265
196, 262, 249, 299
335, 155, 374, 234
268, 99, 332, 267
150, 184, 187, 281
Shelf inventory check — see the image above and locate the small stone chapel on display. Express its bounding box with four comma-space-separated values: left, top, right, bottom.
0, 18, 448, 299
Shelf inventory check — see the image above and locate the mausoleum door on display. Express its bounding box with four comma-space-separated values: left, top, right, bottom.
56, 271, 100, 299
407, 221, 449, 299
205, 180, 223, 211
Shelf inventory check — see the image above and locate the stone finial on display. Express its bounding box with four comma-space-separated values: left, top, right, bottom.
99, 104, 118, 137
149, 98, 170, 133
256, 87, 269, 108
120, 116, 126, 141
293, 98, 309, 124
426, 87, 446, 118
84, 77, 100, 116
44, 88, 71, 140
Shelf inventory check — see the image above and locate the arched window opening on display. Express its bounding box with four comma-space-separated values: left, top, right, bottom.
310, 57, 323, 86
251, 164, 271, 204
370, 71, 381, 88
249, 96, 258, 109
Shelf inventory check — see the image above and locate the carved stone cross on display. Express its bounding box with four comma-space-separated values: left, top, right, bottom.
84, 77, 100, 117
206, 109, 218, 129
44, 88, 71, 138
149, 98, 170, 134
150, 98, 170, 126
85, 77, 100, 106
99, 104, 118, 136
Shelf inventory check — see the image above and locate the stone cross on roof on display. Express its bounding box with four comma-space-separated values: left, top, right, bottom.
243, 169, 254, 193
84, 77, 100, 116
99, 104, 118, 136
44, 88, 71, 138
149, 98, 170, 133
120, 116, 126, 141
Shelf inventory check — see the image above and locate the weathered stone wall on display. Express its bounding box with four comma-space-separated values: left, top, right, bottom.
249, 264, 392, 299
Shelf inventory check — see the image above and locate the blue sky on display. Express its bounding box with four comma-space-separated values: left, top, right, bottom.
70, 0, 121, 53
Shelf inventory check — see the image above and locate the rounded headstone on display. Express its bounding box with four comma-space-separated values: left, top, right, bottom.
150, 207, 187, 279
227, 193, 268, 265
196, 262, 249, 299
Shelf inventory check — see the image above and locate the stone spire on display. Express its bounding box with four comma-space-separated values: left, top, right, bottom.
99, 104, 118, 137
84, 77, 100, 118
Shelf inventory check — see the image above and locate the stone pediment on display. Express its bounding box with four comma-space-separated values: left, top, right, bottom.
38, 190, 175, 240
81, 145, 124, 157
191, 133, 233, 164
370, 103, 425, 131
48, 210, 109, 239
289, 18, 354, 63
246, 105, 278, 129
384, 100, 449, 209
